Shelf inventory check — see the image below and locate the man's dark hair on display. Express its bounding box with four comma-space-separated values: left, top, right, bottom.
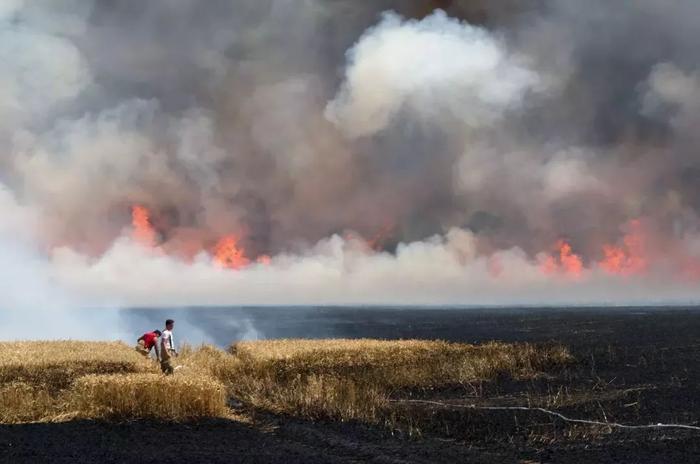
165, 319, 174, 326
154, 330, 162, 336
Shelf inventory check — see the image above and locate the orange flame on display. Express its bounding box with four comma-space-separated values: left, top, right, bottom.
213, 235, 250, 269
542, 240, 583, 277
131, 205, 156, 247
599, 220, 647, 275
558, 240, 583, 276
256, 255, 272, 265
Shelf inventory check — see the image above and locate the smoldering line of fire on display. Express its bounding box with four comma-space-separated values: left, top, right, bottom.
36, 201, 700, 308
129, 204, 653, 279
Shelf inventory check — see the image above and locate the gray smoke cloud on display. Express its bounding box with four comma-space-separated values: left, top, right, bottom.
2, 0, 700, 339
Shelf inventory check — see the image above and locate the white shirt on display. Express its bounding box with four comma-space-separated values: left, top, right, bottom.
161, 329, 174, 351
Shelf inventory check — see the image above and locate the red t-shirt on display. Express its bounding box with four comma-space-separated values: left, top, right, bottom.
142, 332, 159, 349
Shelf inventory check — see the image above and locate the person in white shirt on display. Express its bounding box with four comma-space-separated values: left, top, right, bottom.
160, 319, 177, 374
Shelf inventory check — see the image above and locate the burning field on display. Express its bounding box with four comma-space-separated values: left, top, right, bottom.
4, 2, 700, 461
1, 1, 700, 328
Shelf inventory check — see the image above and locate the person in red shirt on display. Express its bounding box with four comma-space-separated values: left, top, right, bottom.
135, 330, 162, 360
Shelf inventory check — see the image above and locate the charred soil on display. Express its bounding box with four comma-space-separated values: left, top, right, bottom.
3, 308, 700, 463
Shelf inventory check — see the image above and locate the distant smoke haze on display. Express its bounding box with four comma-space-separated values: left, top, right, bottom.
2, 1, 700, 340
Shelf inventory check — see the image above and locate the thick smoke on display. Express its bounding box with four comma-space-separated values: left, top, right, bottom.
326, 11, 540, 137
2, 0, 700, 337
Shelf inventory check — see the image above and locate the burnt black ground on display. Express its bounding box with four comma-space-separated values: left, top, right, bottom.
2, 415, 699, 464
0, 417, 524, 464
119, 305, 700, 349
3, 306, 700, 463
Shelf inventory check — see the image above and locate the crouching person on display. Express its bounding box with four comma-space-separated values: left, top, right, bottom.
135, 330, 162, 359
160, 319, 178, 375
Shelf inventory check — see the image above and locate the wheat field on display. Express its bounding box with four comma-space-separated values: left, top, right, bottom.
0, 339, 572, 424
232, 338, 571, 383
0, 341, 155, 388
72, 373, 227, 420
0, 341, 225, 422
228, 339, 573, 421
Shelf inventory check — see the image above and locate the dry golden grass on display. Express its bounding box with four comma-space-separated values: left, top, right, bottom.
0, 341, 156, 390
228, 339, 573, 421
0, 338, 573, 426
234, 339, 450, 359
72, 373, 227, 420
0, 341, 228, 423
0, 383, 58, 423
178, 343, 241, 386
232, 339, 571, 385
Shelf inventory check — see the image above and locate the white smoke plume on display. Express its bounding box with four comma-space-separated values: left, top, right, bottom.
49, 229, 700, 308
326, 11, 540, 137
